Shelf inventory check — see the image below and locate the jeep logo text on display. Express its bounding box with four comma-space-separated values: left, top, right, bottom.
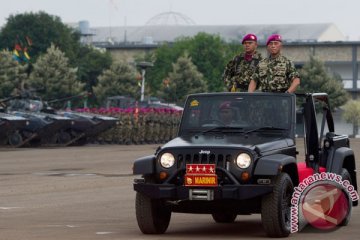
199, 150, 210, 155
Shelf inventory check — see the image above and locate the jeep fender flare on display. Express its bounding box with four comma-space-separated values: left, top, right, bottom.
254, 154, 298, 185
327, 147, 354, 174
327, 147, 357, 190
133, 155, 156, 175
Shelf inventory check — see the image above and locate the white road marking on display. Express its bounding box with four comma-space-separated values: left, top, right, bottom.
96, 232, 113, 235
66, 225, 79, 228
45, 225, 80, 228
0, 207, 22, 210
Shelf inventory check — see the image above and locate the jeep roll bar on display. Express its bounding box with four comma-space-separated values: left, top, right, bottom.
296, 93, 334, 171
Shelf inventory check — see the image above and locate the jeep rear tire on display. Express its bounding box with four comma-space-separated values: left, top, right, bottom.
135, 192, 171, 234
261, 172, 293, 237
211, 212, 237, 223
339, 168, 352, 226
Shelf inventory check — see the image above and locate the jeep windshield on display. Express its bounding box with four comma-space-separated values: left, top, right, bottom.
179, 93, 294, 137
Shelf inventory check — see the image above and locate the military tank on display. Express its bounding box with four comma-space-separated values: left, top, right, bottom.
43, 93, 119, 146
2, 90, 119, 146
55, 110, 119, 146
6, 98, 73, 147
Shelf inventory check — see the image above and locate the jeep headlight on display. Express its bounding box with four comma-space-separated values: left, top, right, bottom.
159, 153, 175, 168
236, 153, 251, 169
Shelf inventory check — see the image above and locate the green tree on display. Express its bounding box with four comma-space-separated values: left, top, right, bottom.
29, 44, 82, 102
186, 33, 235, 91
343, 100, 360, 136
75, 46, 113, 92
145, 43, 185, 94
0, 11, 114, 98
0, 11, 80, 64
159, 53, 207, 106
0, 50, 28, 98
147, 33, 238, 94
299, 56, 349, 109
93, 61, 138, 105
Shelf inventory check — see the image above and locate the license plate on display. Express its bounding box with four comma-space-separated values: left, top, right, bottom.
184, 174, 218, 187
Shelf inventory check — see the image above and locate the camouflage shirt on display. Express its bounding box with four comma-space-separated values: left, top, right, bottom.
222, 52, 262, 92
252, 54, 300, 92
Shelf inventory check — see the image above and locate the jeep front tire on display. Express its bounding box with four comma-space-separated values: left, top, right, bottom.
135, 192, 171, 234
261, 172, 293, 237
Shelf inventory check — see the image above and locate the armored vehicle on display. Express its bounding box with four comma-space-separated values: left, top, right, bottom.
133, 92, 357, 237
56, 110, 119, 146
7, 99, 72, 146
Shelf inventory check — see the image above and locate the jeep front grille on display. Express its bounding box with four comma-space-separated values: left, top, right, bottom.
176, 153, 233, 169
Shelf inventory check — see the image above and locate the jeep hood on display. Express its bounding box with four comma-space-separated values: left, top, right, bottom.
161, 134, 295, 153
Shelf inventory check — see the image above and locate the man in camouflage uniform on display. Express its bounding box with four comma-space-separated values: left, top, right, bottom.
122, 108, 133, 145
112, 108, 124, 144
159, 108, 167, 143
223, 33, 262, 92
153, 108, 161, 143
170, 109, 180, 139
248, 34, 300, 93
145, 108, 154, 144
138, 108, 146, 144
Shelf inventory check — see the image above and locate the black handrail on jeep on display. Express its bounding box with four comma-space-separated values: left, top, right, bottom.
296, 93, 335, 171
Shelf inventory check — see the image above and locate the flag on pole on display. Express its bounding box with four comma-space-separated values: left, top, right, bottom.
12, 36, 32, 63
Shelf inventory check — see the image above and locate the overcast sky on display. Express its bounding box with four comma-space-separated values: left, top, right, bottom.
1, 0, 359, 40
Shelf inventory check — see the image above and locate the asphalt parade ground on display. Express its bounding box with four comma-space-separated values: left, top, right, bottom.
0, 139, 359, 240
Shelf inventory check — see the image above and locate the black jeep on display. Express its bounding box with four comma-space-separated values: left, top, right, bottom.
133, 92, 358, 237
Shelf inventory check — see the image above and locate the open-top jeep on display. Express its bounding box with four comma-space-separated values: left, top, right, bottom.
133, 92, 358, 237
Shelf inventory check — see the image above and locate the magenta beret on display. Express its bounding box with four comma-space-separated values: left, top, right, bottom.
266, 34, 282, 45
242, 33, 257, 44
219, 101, 232, 110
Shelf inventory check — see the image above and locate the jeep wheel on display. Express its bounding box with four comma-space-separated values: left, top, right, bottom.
135, 192, 171, 234
339, 168, 352, 226
211, 212, 237, 223
261, 172, 293, 237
